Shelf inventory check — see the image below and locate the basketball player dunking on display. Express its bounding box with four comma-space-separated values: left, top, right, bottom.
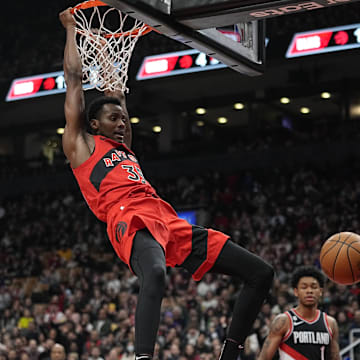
59, 8, 274, 360
258, 266, 340, 360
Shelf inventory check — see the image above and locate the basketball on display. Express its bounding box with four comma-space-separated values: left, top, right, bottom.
320, 232, 360, 285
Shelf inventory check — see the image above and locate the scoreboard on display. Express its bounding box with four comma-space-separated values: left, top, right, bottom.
6, 71, 92, 102
136, 49, 226, 80
286, 23, 360, 58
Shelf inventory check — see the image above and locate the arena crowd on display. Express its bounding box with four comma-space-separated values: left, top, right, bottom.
1, 161, 360, 360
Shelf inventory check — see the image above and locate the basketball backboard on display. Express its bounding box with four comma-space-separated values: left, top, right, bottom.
102, 0, 360, 76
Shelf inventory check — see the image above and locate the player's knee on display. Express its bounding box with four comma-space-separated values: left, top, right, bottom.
144, 263, 166, 295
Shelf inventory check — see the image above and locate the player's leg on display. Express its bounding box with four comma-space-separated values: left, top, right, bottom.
130, 228, 167, 360
210, 240, 274, 360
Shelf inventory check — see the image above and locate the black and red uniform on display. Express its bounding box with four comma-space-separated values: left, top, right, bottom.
280, 309, 333, 360
72, 135, 228, 280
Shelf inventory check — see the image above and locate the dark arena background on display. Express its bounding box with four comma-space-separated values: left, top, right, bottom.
1, 1, 360, 359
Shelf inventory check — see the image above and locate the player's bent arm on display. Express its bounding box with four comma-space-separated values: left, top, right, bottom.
258, 314, 289, 360
328, 316, 340, 360
104, 89, 132, 149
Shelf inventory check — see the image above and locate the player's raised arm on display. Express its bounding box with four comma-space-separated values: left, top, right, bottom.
258, 314, 289, 360
59, 8, 90, 167
104, 89, 132, 149
328, 316, 341, 360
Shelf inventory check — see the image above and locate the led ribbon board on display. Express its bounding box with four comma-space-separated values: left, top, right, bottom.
6, 71, 93, 102
136, 49, 226, 80
286, 23, 360, 58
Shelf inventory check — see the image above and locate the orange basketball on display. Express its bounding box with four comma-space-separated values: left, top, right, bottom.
320, 232, 360, 285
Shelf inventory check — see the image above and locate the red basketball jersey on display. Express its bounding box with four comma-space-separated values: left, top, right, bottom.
72, 135, 229, 280
72, 135, 157, 222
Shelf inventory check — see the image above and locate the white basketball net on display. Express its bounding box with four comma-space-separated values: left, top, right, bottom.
73, 2, 150, 92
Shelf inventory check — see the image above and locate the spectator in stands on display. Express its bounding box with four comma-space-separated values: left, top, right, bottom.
50, 344, 66, 360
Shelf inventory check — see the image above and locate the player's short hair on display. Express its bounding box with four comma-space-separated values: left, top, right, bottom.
291, 266, 324, 288
86, 96, 121, 132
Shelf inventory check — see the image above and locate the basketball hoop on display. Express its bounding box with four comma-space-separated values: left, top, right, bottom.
71, 0, 152, 92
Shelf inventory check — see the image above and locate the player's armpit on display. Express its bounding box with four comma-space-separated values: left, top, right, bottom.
328, 316, 341, 360
257, 314, 289, 360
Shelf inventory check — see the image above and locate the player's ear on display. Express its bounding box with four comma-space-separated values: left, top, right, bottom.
293, 287, 299, 298
90, 118, 100, 132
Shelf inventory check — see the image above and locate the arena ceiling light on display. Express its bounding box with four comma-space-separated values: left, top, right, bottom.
152, 125, 162, 133
57, 128, 65, 135
217, 117, 228, 124
130, 117, 140, 124
196, 107, 206, 115
321, 92, 331, 99
280, 97, 290, 104
300, 107, 310, 114
234, 102, 244, 110
196, 120, 205, 127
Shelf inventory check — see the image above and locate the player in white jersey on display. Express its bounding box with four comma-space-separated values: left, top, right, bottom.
258, 266, 340, 360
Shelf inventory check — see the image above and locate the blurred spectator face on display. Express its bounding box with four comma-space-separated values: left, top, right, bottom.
354, 310, 360, 324
337, 312, 347, 323
117, 310, 127, 321
98, 309, 106, 320
185, 344, 195, 357
277, 295, 287, 307
46, 340, 55, 351
8, 350, 17, 360
261, 303, 271, 316
15, 338, 23, 350
172, 306, 182, 319
197, 333, 206, 345
81, 313, 90, 323
106, 348, 119, 360
164, 312, 174, 326
170, 344, 180, 357
29, 339, 37, 352
90, 331, 99, 342
20, 353, 29, 360
68, 353, 78, 360
50, 344, 66, 360
91, 347, 101, 358
49, 329, 57, 341
69, 342, 78, 353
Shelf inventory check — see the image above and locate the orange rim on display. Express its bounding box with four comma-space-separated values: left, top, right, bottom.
71, 0, 153, 37
71, 1, 108, 13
